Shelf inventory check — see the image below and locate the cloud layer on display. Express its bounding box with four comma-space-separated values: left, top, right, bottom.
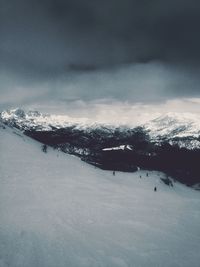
1, 0, 200, 111
1, 0, 200, 72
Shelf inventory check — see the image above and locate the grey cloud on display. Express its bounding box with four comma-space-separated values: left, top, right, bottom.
1, 0, 200, 72
1, 0, 200, 107
1, 62, 200, 111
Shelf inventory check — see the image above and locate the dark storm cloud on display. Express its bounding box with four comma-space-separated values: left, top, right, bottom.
1, 0, 200, 72
1, 0, 200, 108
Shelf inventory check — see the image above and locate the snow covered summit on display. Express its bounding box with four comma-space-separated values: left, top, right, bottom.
145, 112, 200, 139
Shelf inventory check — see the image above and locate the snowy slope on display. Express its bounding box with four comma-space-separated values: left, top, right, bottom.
1, 125, 200, 267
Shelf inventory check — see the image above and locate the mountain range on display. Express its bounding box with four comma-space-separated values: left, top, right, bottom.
1, 108, 200, 186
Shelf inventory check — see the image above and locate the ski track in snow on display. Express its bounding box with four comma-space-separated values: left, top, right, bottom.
0, 126, 200, 267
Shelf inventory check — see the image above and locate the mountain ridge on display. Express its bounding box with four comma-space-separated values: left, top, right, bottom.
1, 108, 200, 149
2, 108, 200, 186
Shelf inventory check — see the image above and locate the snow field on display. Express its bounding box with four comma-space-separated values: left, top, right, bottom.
0, 126, 200, 267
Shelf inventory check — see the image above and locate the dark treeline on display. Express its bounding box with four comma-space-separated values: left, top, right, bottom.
25, 127, 200, 186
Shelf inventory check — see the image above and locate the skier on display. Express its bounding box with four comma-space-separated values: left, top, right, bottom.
113, 171, 115, 176
154, 187, 157, 192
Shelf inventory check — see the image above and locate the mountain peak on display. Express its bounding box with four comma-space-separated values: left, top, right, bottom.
145, 112, 200, 139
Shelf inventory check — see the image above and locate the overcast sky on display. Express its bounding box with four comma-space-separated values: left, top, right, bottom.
1, 0, 200, 115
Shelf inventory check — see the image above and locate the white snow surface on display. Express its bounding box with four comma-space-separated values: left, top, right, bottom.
102, 145, 133, 151
1, 126, 200, 267
145, 112, 200, 139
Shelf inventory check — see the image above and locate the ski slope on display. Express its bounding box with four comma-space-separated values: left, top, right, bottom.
0, 125, 200, 267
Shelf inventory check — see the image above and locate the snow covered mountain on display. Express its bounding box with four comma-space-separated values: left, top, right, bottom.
146, 112, 200, 138
145, 112, 200, 149
1, 108, 200, 150
0, 108, 85, 130
1, 123, 200, 267
1, 108, 200, 186
0, 108, 117, 132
